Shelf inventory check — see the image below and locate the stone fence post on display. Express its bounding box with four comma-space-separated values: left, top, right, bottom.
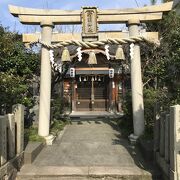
165, 114, 170, 163
160, 112, 166, 157
0, 116, 7, 166
7, 114, 16, 159
12, 104, 25, 154
170, 105, 180, 180
154, 102, 161, 153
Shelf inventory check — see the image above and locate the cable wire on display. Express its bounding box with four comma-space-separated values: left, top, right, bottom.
134, 0, 139, 7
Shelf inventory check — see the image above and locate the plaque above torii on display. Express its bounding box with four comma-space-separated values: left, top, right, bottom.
82, 7, 98, 41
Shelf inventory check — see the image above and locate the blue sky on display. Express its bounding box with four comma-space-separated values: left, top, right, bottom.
0, 0, 161, 33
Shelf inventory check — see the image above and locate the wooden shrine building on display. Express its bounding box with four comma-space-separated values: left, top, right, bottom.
63, 48, 128, 113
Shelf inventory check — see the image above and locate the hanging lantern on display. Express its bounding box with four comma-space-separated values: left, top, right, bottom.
61, 47, 71, 62
98, 76, 101, 81
115, 45, 125, 60
70, 68, 75, 78
95, 76, 97, 81
79, 76, 82, 82
88, 51, 97, 65
109, 68, 114, 78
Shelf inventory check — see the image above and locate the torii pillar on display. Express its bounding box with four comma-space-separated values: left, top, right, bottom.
128, 19, 145, 139
38, 21, 54, 137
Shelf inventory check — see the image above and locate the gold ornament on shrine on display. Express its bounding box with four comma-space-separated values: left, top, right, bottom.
115, 45, 125, 60
61, 47, 71, 62
88, 51, 97, 64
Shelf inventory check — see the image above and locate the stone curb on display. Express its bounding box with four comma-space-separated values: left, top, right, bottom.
17, 165, 161, 179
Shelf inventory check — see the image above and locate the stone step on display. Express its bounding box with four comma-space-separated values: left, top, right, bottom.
24, 142, 44, 164
69, 111, 123, 119
17, 165, 161, 180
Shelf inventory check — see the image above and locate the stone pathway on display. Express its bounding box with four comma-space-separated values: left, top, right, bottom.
18, 119, 160, 179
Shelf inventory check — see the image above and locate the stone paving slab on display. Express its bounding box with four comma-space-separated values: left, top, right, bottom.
88, 166, 152, 176
18, 165, 152, 176
18, 165, 89, 176
17, 165, 158, 180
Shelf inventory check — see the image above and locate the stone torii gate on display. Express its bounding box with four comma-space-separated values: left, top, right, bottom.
9, 2, 172, 139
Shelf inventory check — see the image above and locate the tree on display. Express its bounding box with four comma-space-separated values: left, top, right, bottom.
142, 11, 180, 133
0, 25, 40, 113
142, 12, 180, 97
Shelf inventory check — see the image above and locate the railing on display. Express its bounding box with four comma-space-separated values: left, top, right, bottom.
154, 104, 180, 180
0, 104, 25, 179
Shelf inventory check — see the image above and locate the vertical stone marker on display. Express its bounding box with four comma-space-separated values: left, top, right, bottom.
153, 103, 161, 153
160, 112, 165, 157
164, 114, 170, 163
170, 105, 180, 180
7, 114, 15, 159
0, 116, 7, 166
13, 104, 25, 154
